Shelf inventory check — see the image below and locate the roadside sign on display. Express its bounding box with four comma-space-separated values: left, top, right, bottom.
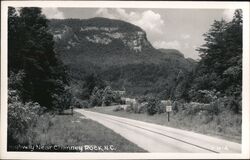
166, 105, 172, 122
166, 106, 172, 112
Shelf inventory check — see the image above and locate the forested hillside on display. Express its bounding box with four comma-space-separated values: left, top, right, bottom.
48, 18, 196, 99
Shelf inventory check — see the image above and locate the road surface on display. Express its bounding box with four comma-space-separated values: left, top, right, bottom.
75, 109, 241, 153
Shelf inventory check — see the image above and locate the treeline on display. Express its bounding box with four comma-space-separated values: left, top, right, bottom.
75, 73, 123, 108
184, 9, 242, 114
69, 59, 194, 101
8, 7, 72, 146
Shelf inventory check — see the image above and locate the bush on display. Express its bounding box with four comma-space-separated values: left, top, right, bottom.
157, 102, 166, 114
183, 102, 209, 115
89, 86, 122, 107
138, 102, 148, 113
112, 92, 122, 104
123, 99, 147, 114
189, 89, 217, 103
8, 89, 44, 145
81, 100, 89, 108
124, 97, 164, 115
146, 97, 161, 115
172, 101, 183, 113
102, 86, 114, 106
136, 96, 148, 104
125, 102, 135, 113
113, 105, 124, 112
89, 87, 104, 107
51, 82, 72, 113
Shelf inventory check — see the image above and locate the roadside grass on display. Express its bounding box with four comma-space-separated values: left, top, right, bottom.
8, 110, 146, 152
89, 106, 241, 143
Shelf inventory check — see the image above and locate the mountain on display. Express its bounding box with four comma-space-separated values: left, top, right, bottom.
48, 17, 196, 99
158, 49, 184, 57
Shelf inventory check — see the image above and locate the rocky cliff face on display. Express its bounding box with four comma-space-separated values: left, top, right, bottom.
79, 26, 151, 52
53, 25, 150, 50
49, 18, 153, 56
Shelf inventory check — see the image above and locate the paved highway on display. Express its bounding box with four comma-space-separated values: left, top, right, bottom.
75, 109, 241, 153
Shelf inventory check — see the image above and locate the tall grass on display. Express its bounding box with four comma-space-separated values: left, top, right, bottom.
8, 111, 146, 152
90, 103, 242, 143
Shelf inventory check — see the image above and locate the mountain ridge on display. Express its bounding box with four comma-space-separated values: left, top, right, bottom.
48, 17, 196, 98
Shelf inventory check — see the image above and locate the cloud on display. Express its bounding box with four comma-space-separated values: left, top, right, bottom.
222, 9, 235, 21
95, 8, 165, 36
95, 8, 116, 19
181, 34, 191, 40
153, 40, 181, 50
137, 10, 164, 34
42, 8, 65, 19
184, 43, 189, 48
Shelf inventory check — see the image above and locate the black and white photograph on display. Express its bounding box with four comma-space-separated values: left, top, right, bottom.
1, 1, 250, 159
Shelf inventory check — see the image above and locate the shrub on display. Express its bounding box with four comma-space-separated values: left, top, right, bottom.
8, 70, 25, 96
73, 99, 88, 108
172, 101, 182, 113
189, 89, 217, 103
157, 102, 166, 114
136, 96, 148, 104
89, 86, 122, 107
89, 87, 104, 107
113, 105, 124, 112
123, 99, 147, 114
112, 92, 122, 104
225, 96, 241, 114
8, 89, 44, 145
137, 102, 148, 113
146, 97, 161, 115
51, 82, 72, 113
125, 102, 134, 113
102, 86, 114, 106
183, 102, 209, 115
74, 101, 82, 108
124, 97, 164, 115
81, 100, 89, 108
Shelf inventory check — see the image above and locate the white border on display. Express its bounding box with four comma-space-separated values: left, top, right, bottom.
1, 1, 250, 159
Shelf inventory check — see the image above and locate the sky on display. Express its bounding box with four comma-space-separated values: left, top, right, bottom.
42, 8, 235, 60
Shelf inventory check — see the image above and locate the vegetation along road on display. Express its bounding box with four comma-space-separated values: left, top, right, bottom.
75, 109, 241, 153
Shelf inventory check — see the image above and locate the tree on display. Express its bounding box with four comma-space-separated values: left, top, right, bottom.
8, 7, 71, 110
81, 73, 106, 99
102, 86, 114, 106
8, 7, 22, 73
188, 9, 242, 113
145, 97, 161, 115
